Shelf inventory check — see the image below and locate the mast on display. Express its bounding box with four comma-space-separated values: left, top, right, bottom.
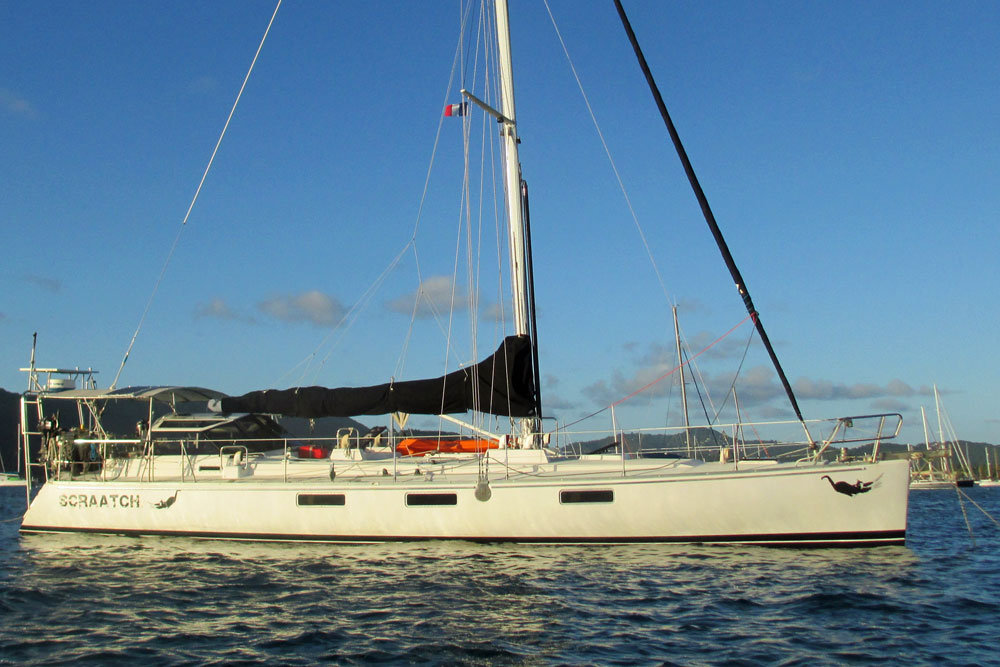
494, 0, 530, 339
920, 406, 936, 481
732, 386, 743, 464
672, 306, 691, 456
493, 0, 541, 440
933, 384, 953, 477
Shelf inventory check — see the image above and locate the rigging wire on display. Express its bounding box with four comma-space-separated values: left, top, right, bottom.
110, 0, 283, 390
954, 487, 976, 546
410, 0, 519, 426
706, 325, 758, 426
612, 0, 807, 429
686, 356, 722, 452
541, 0, 673, 308
557, 313, 753, 432
284, 242, 411, 388
956, 487, 1000, 535
611, 314, 752, 410
393, 0, 478, 383
437, 0, 517, 424
484, 2, 524, 423
280, 0, 478, 390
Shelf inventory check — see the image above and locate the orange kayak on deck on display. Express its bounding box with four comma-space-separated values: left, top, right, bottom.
396, 437, 498, 456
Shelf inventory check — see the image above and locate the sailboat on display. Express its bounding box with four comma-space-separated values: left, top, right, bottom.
0, 472, 25, 487
17, 1, 910, 546
0, 449, 24, 487
931, 385, 976, 488
909, 406, 957, 489
979, 448, 1000, 487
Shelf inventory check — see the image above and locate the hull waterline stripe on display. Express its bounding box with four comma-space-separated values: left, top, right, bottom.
19, 524, 905, 547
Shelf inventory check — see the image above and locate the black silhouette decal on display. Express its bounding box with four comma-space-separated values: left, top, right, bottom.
154, 492, 178, 509
821, 475, 873, 497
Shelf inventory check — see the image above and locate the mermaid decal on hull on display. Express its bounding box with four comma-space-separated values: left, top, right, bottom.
154, 492, 178, 509
821, 475, 874, 497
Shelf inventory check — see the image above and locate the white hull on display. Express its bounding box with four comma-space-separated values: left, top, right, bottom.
22, 458, 909, 546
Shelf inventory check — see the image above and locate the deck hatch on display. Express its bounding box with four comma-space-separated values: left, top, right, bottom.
406, 493, 458, 506
560, 489, 614, 504
297, 493, 346, 506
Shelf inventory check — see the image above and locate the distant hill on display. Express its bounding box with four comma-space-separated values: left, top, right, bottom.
270, 415, 374, 439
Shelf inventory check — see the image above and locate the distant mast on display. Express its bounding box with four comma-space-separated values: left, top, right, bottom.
672, 306, 692, 456
933, 384, 952, 476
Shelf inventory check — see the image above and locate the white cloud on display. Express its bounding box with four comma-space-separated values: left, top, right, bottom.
581, 378, 614, 407
792, 377, 931, 401
625, 331, 759, 372
196, 298, 254, 323
581, 349, 932, 421
537, 390, 574, 416
683, 330, 760, 361
480, 300, 506, 322
386, 276, 468, 319
581, 362, 683, 408
258, 290, 344, 326
872, 398, 909, 412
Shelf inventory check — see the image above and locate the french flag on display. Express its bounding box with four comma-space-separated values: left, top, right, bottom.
444, 102, 468, 117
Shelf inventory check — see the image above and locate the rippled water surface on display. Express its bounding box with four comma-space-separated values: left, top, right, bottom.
1, 486, 998, 665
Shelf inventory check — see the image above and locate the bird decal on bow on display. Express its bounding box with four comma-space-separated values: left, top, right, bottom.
821, 475, 873, 497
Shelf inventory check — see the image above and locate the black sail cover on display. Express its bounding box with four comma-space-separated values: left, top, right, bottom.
217, 335, 537, 418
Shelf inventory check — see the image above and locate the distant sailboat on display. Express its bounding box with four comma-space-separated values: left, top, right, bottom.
911, 386, 977, 489
0, 472, 26, 488
979, 447, 1000, 487
933, 385, 976, 488
909, 406, 955, 489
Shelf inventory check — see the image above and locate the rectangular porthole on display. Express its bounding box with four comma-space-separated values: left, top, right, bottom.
406, 493, 458, 506
560, 489, 614, 504
198, 465, 221, 471
297, 493, 346, 507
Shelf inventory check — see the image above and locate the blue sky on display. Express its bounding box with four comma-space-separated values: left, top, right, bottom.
2, 1, 998, 445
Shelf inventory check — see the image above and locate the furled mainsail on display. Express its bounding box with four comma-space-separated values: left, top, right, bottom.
213, 335, 537, 418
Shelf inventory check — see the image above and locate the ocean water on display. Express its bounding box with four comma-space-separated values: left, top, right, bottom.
1, 486, 998, 665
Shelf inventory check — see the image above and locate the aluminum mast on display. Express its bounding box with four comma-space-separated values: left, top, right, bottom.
493, 0, 541, 442
494, 0, 530, 339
